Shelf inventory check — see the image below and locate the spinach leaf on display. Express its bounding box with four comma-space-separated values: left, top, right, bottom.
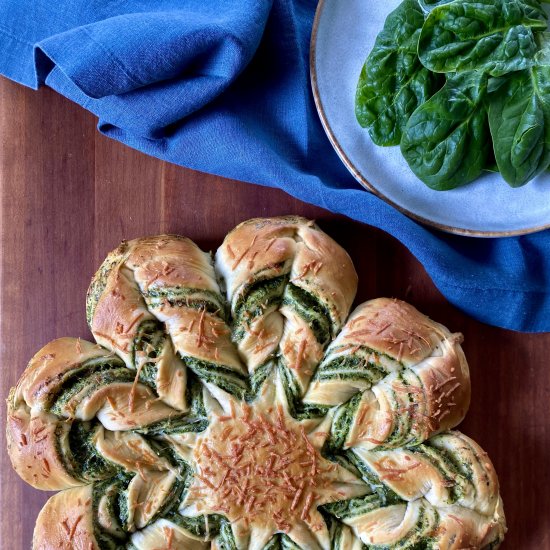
355, 0, 439, 146
488, 43, 550, 186
418, 0, 547, 77
417, 0, 454, 13
400, 72, 490, 190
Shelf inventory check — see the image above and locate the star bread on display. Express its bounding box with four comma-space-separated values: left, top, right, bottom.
6, 217, 506, 549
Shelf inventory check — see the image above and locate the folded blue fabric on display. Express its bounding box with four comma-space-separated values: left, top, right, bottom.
1, 0, 549, 332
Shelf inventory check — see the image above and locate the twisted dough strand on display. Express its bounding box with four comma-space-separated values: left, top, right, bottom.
87, 235, 246, 405
329, 432, 505, 548
215, 217, 358, 410
305, 298, 470, 449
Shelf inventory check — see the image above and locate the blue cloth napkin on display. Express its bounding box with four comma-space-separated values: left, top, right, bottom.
1, 0, 549, 332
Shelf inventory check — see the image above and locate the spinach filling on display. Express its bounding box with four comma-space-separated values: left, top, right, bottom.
249, 360, 275, 398
388, 371, 428, 448
146, 439, 194, 474
48, 359, 130, 416
67, 421, 118, 481
312, 353, 388, 385
215, 520, 239, 550
279, 358, 329, 419
144, 285, 226, 319
298, 402, 331, 419
321, 492, 385, 520
278, 359, 302, 418
186, 369, 207, 417
116, 475, 133, 533
324, 392, 363, 454
134, 415, 208, 437
257, 534, 303, 550
92, 475, 133, 549
183, 356, 248, 399
232, 274, 289, 342
406, 443, 465, 503
280, 534, 303, 550
263, 535, 283, 550
326, 518, 346, 550
282, 283, 333, 346
344, 450, 402, 505
91, 459, 192, 543
404, 505, 439, 549
425, 435, 475, 485
131, 319, 166, 388
381, 383, 411, 448
86, 247, 126, 326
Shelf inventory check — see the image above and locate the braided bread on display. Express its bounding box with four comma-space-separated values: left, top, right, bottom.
6, 216, 506, 549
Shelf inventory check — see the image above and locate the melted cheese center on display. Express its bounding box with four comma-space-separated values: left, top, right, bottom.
188, 404, 339, 532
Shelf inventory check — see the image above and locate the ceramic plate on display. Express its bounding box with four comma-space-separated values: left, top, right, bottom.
310, 0, 550, 236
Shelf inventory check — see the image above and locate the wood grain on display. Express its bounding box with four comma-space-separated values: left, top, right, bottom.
1, 77, 549, 549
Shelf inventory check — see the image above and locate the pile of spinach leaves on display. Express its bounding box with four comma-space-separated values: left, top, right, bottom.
355, 0, 550, 189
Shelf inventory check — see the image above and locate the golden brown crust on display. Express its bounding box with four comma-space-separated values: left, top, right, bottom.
128, 235, 219, 292
304, 298, 470, 447
215, 216, 358, 395
346, 298, 470, 434
350, 431, 506, 549
33, 485, 98, 550
12, 338, 109, 410
336, 298, 466, 367
216, 216, 358, 330
6, 338, 109, 490
6, 337, 176, 490
356, 431, 499, 515
88, 234, 243, 409
6, 405, 80, 490
89, 235, 220, 361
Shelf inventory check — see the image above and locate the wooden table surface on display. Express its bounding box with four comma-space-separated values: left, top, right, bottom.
1, 77, 549, 549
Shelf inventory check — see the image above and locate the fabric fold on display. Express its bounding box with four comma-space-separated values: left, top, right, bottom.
31, 2, 272, 138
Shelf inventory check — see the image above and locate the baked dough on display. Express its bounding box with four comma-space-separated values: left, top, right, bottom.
6, 216, 506, 549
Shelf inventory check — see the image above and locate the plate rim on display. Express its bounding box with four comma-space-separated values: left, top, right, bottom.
309, 0, 550, 238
